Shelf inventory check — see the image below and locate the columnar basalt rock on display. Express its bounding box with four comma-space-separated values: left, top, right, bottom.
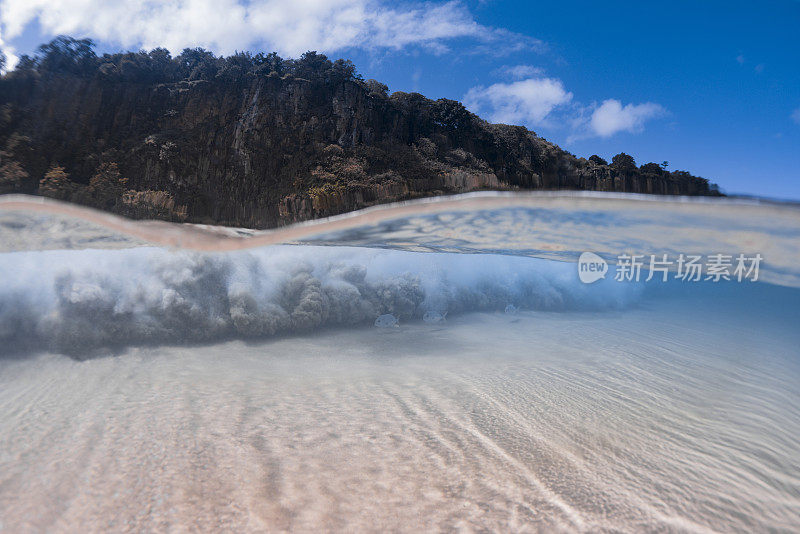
0, 39, 720, 228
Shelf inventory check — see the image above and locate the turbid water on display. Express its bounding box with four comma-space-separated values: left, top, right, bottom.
0, 192, 798, 532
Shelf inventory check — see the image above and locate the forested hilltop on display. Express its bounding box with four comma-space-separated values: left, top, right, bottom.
0, 37, 720, 227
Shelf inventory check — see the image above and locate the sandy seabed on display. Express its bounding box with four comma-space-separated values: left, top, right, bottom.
1, 290, 798, 533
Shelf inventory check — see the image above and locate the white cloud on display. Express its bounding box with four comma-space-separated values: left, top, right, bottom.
464, 76, 665, 139
0, 0, 537, 68
463, 77, 573, 126
588, 99, 665, 138
496, 64, 544, 80
792, 107, 800, 125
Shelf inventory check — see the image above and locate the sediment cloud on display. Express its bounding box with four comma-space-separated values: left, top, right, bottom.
0, 246, 641, 355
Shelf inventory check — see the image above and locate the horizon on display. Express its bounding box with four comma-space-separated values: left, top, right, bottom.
1, 1, 798, 200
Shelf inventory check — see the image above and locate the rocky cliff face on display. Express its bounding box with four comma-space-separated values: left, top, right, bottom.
0, 40, 719, 228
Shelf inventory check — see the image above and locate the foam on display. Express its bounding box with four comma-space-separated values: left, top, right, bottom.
0, 246, 641, 355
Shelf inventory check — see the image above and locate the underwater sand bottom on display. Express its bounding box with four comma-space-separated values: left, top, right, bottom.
0, 302, 798, 532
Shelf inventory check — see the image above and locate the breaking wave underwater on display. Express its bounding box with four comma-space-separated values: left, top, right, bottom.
1, 190, 799, 356
0, 246, 641, 355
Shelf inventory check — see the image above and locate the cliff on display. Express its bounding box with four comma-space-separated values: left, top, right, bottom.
0, 37, 720, 228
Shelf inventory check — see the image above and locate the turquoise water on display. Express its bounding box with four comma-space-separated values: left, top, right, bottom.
0, 192, 798, 531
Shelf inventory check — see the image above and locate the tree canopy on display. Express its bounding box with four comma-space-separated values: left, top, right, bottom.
2, 36, 365, 87
611, 152, 636, 171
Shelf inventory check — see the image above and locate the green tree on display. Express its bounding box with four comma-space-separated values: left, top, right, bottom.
37, 36, 96, 74
433, 99, 471, 130
611, 152, 636, 171
253, 52, 285, 76
290, 51, 330, 79
365, 79, 389, 97
331, 59, 359, 82
640, 162, 663, 174
588, 155, 608, 166
177, 48, 217, 80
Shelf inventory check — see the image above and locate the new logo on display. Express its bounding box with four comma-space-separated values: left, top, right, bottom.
578, 252, 608, 284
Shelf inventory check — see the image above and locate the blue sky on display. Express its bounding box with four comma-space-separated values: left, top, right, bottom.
1, 0, 798, 199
